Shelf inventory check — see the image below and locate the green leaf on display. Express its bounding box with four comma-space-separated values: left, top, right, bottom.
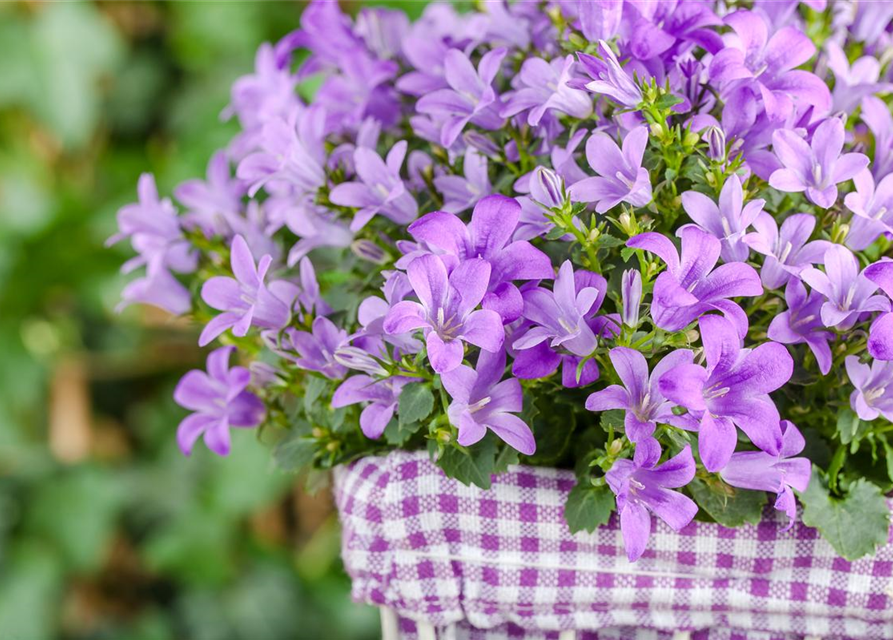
493, 445, 520, 473
383, 417, 423, 446
688, 476, 765, 527
837, 408, 867, 447
273, 432, 318, 472
599, 409, 625, 432
621, 246, 637, 262
436, 438, 497, 490
654, 93, 684, 110
800, 469, 889, 560
564, 483, 615, 534
303, 375, 328, 415
398, 383, 434, 427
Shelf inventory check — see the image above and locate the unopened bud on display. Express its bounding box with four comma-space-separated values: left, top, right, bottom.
621, 269, 643, 328
463, 130, 501, 159
608, 439, 623, 456
530, 166, 566, 209
683, 130, 700, 149
351, 239, 388, 264
704, 125, 726, 161
335, 346, 389, 376
311, 427, 326, 439
437, 429, 452, 444
326, 441, 340, 453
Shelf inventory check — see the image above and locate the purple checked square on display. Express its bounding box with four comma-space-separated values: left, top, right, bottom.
832, 557, 852, 572
717, 553, 734, 569
558, 569, 576, 587
521, 536, 539, 553
790, 582, 808, 601
868, 593, 887, 610
482, 533, 500, 552
520, 568, 539, 586
519, 503, 537, 522
753, 557, 774, 574
479, 499, 498, 518
408, 531, 427, 549
827, 587, 848, 607
635, 575, 654, 589
750, 578, 770, 597
596, 572, 614, 589
417, 560, 435, 580
517, 472, 538, 489
444, 528, 460, 543
440, 494, 459, 514
677, 551, 697, 566
402, 496, 419, 518
794, 555, 813, 568
399, 460, 419, 480
482, 565, 500, 586
873, 560, 893, 577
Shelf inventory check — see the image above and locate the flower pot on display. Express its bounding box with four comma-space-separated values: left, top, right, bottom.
334, 451, 893, 640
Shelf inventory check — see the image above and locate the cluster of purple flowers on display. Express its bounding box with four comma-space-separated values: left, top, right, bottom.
113, 0, 893, 561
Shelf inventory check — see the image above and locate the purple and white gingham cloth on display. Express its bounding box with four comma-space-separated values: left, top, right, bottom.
334, 451, 893, 640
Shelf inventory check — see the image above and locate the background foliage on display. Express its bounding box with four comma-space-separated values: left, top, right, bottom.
0, 2, 384, 638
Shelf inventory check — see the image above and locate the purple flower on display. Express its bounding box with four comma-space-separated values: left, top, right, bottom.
844, 170, 893, 251
119, 268, 192, 316
109, 173, 196, 277
434, 148, 490, 214
416, 48, 507, 148
585, 348, 696, 466
621, 269, 643, 328
174, 151, 246, 236
500, 54, 592, 126
277, 195, 354, 267
173, 346, 265, 456
743, 212, 831, 290
606, 445, 698, 562
800, 244, 889, 330
574, 1, 622, 42
442, 348, 535, 455
627, 227, 762, 336
681, 175, 764, 263
274, 317, 349, 380
224, 43, 299, 131
199, 235, 294, 347
769, 118, 869, 209
862, 96, 893, 182
768, 279, 835, 375
568, 127, 652, 213
329, 141, 418, 232
406, 194, 554, 323
846, 356, 893, 422
575, 42, 642, 108
237, 106, 328, 198
825, 41, 888, 114
659, 314, 792, 472
709, 10, 830, 120
382, 254, 504, 374
332, 375, 417, 439
863, 260, 893, 361
358, 271, 423, 356
513, 260, 606, 359
720, 420, 811, 529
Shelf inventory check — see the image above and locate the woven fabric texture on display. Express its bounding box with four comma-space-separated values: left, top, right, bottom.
334, 451, 893, 640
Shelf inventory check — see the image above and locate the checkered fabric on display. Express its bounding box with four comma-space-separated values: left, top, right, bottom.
334, 450, 893, 640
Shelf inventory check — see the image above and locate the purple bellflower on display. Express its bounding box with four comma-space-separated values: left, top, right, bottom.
627, 227, 762, 336
174, 151, 245, 236
513, 260, 605, 359
442, 348, 536, 455
862, 96, 893, 182
825, 41, 889, 115
621, 269, 643, 328
406, 194, 554, 323
769, 118, 869, 209
332, 375, 418, 439
329, 140, 418, 231
863, 260, 893, 361
434, 148, 491, 214
275, 317, 349, 380
199, 235, 297, 346
709, 10, 830, 120
382, 254, 504, 374
659, 314, 793, 472
585, 348, 697, 466
568, 126, 652, 213
416, 47, 507, 148
768, 279, 835, 375
743, 212, 831, 290
575, 41, 642, 108
606, 445, 698, 562
500, 54, 593, 126
681, 175, 764, 263
800, 244, 889, 330
844, 170, 893, 251
846, 356, 893, 422
720, 420, 811, 529
173, 346, 265, 457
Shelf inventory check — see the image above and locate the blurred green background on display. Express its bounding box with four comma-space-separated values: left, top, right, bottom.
0, 2, 381, 638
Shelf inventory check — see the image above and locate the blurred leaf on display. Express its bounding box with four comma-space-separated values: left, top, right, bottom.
564, 483, 614, 534
688, 476, 765, 527
0, 542, 64, 640
144, 508, 235, 586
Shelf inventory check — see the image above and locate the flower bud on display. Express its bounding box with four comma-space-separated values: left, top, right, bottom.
683, 130, 700, 149
621, 269, 643, 328
463, 130, 501, 159
608, 438, 624, 456
704, 125, 726, 161
334, 346, 388, 376
351, 239, 388, 264
529, 166, 566, 209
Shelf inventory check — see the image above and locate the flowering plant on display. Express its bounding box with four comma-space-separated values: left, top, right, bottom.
112, 0, 893, 562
